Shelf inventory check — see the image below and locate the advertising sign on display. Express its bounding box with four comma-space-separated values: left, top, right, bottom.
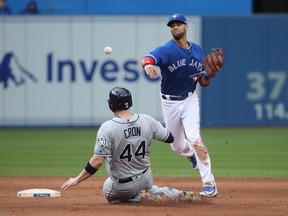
0, 16, 201, 127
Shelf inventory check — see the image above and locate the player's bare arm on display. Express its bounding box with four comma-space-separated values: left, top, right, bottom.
61, 155, 105, 191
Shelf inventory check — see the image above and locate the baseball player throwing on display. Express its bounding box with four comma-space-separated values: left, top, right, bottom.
141, 14, 224, 197
61, 87, 200, 203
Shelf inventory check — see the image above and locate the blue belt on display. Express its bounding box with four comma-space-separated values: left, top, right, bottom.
161, 91, 193, 101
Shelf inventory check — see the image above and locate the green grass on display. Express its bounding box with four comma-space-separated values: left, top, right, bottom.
0, 128, 287, 178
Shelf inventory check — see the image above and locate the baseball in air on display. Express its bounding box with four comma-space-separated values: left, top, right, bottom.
104, 46, 112, 55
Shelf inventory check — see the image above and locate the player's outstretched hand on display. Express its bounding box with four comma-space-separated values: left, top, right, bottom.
61, 177, 79, 191
144, 64, 159, 79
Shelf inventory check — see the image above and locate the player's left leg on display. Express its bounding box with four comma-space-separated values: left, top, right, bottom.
181, 93, 218, 197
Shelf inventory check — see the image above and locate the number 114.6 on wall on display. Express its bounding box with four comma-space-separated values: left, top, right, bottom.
253, 103, 288, 120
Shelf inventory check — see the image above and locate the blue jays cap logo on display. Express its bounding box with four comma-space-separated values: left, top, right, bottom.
167, 13, 187, 27
173, 14, 180, 19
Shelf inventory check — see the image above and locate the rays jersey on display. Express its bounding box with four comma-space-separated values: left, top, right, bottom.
144, 40, 206, 95
94, 113, 170, 180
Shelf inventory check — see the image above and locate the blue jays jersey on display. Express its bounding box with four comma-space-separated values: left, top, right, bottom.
145, 40, 205, 95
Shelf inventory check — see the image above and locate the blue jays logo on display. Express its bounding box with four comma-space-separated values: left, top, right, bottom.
97, 138, 106, 148
0, 52, 38, 89
172, 14, 180, 19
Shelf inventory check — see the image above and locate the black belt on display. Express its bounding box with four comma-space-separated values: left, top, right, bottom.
118, 168, 148, 184
161, 92, 193, 101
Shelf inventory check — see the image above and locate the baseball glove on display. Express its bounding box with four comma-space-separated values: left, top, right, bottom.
203, 48, 224, 78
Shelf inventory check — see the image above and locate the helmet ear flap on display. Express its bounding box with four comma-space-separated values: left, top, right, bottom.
107, 99, 115, 112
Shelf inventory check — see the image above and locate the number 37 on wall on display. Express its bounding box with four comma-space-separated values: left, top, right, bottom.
246, 71, 287, 101
246, 71, 288, 120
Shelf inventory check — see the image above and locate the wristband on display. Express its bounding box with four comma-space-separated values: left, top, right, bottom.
84, 161, 98, 175
203, 74, 211, 81
141, 57, 155, 68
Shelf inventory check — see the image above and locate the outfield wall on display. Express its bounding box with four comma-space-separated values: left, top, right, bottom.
1, 15, 288, 127
0, 16, 201, 127
201, 16, 288, 127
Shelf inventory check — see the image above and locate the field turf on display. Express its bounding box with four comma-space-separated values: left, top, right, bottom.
0, 127, 287, 177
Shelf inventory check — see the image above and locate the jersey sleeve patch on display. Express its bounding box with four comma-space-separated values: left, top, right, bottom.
97, 138, 107, 148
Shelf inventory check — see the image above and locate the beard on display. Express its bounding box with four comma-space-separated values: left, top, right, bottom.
172, 31, 186, 41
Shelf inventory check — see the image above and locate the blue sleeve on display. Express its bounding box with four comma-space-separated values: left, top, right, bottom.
145, 41, 172, 67
149, 47, 167, 67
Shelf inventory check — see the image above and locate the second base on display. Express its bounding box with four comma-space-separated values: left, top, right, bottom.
17, 188, 61, 198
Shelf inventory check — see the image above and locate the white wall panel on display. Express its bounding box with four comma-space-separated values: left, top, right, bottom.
1, 19, 27, 124
70, 17, 94, 125
25, 17, 71, 125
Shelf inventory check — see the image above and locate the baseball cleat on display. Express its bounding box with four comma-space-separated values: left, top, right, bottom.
199, 186, 218, 197
187, 154, 198, 171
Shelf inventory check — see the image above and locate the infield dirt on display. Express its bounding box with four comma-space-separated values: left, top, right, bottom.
1, 177, 287, 216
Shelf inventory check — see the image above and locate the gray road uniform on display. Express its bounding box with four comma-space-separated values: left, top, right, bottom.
94, 113, 171, 203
